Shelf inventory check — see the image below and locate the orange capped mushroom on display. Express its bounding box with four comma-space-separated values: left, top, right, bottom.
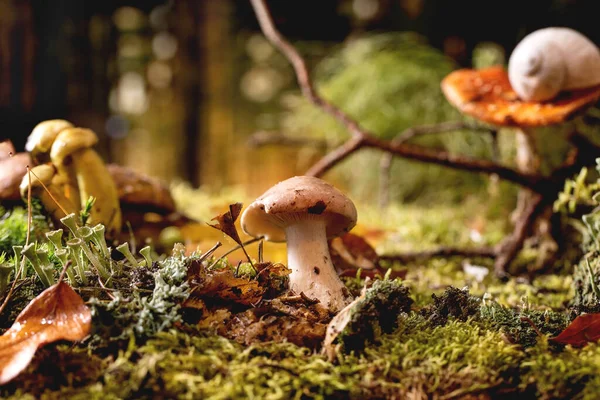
441, 66, 600, 127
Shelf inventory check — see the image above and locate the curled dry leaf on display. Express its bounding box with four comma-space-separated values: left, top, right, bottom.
0, 281, 91, 384
550, 313, 600, 347
322, 285, 367, 361
186, 259, 290, 307
330, 233, 406, 280
208, 203, 244, 246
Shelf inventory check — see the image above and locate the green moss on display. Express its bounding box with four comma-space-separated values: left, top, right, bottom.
337, 279, 413, 354
352, 315, 524, 398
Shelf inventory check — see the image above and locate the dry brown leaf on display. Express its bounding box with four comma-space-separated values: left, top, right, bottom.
441, 66, 600, 127
194, 270, 266, 306
0, 281, 91, 384
207, 203, 244, 246
549, 313, 600, 347
329, 233, 406, 280
187, 259, 291, 307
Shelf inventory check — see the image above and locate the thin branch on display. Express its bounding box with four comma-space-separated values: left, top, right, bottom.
379, 122, 498, 207
379, 246, 496, 264
493, 194, 546, 279
250, 0, 544, 191
247, 131, 328, 148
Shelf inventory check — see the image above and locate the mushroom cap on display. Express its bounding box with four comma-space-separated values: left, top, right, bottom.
0, 153, 31, 200
106, 164, 176, 213
19, 164, 56, 197
0, 140, 16, 161
241, 176, 357, 242
441, 66, 600, 127
50, 128, 99, 164
25, 120, 74, 156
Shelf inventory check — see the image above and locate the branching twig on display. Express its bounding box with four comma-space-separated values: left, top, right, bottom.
379, 246, 496, 264
379, 122, 498, 207
249, 0, 543, 191
247, 131, 328, 148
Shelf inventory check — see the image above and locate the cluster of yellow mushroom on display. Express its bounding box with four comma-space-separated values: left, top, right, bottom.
20, 120, 122, 235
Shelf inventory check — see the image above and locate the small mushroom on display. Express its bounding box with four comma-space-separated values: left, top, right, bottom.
241, 176, 357, 312
50, 127, 122, 234
441, 31, 600, 276
19, 164, 78, 222
25, 119, 74, 163
0, 141, 31, 201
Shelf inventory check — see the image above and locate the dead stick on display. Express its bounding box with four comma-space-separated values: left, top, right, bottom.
493, 194, 546, 279
249, 0, 544, 191
379, 246, 497, 263
379, 122, 498, 207
247, 131, 328, 148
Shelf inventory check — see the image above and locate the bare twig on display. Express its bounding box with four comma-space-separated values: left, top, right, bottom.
379, 122, 498, 207
247, 131, 328, 148
249, 0, 542, 190
379, 246, 496, 263
249, 0, 600, 278
493, 194, 546, 279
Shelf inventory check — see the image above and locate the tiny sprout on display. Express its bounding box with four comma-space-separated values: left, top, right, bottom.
75, 226, 109, 280
116, 243, 138, 267
36, 248, 55, 286
21, 244, 50, 287
60, 213, 80, 237
45, 229, 64, 251
67, 238, 89, 285
139, 246, 153, 268
92, 224, 109, 258
0, 263, 13, 296
55, 249, 77, 285
80, 196, 96, 226
12, 245, 24, 279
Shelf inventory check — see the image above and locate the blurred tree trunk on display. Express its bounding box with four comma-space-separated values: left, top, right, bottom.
196, 0, 235, 188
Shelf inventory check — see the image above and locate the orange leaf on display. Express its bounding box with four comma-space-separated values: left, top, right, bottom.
0, 281, 91, 384
549, 313, 600, 347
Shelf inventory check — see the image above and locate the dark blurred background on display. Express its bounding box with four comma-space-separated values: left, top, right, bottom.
1, 0, 600, 198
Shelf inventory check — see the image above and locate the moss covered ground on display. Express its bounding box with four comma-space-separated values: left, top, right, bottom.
1, 183, 600, 400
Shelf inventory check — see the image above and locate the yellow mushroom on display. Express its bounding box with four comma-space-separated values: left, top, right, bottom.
25, 120, 74, 163
49, 127, 122, 235
19, 164, 78, 222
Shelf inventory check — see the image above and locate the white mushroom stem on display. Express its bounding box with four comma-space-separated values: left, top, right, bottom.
285, 217, 350, 312
512, 128, 540, 225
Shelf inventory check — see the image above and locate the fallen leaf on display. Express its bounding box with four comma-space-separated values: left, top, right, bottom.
322, 286, 367, 361
329, 233, 379, 272
550, 313, 600, 347
187, 260, 291, 306
208, 203, 244, 246
0, 281, 91, 384
329, 233, 405, 280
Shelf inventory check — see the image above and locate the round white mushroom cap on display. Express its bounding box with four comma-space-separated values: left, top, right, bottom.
241, 176, 357, 242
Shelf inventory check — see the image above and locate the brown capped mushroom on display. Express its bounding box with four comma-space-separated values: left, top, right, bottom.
0, 141, 31, 201
241, 176, 357, 312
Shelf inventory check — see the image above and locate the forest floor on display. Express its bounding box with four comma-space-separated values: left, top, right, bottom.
0, 186, 598, 400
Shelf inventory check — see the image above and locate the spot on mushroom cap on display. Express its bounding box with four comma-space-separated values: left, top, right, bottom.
441, 66, 600, 127
241, 176, 358, 243
49, 128, 99, 164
